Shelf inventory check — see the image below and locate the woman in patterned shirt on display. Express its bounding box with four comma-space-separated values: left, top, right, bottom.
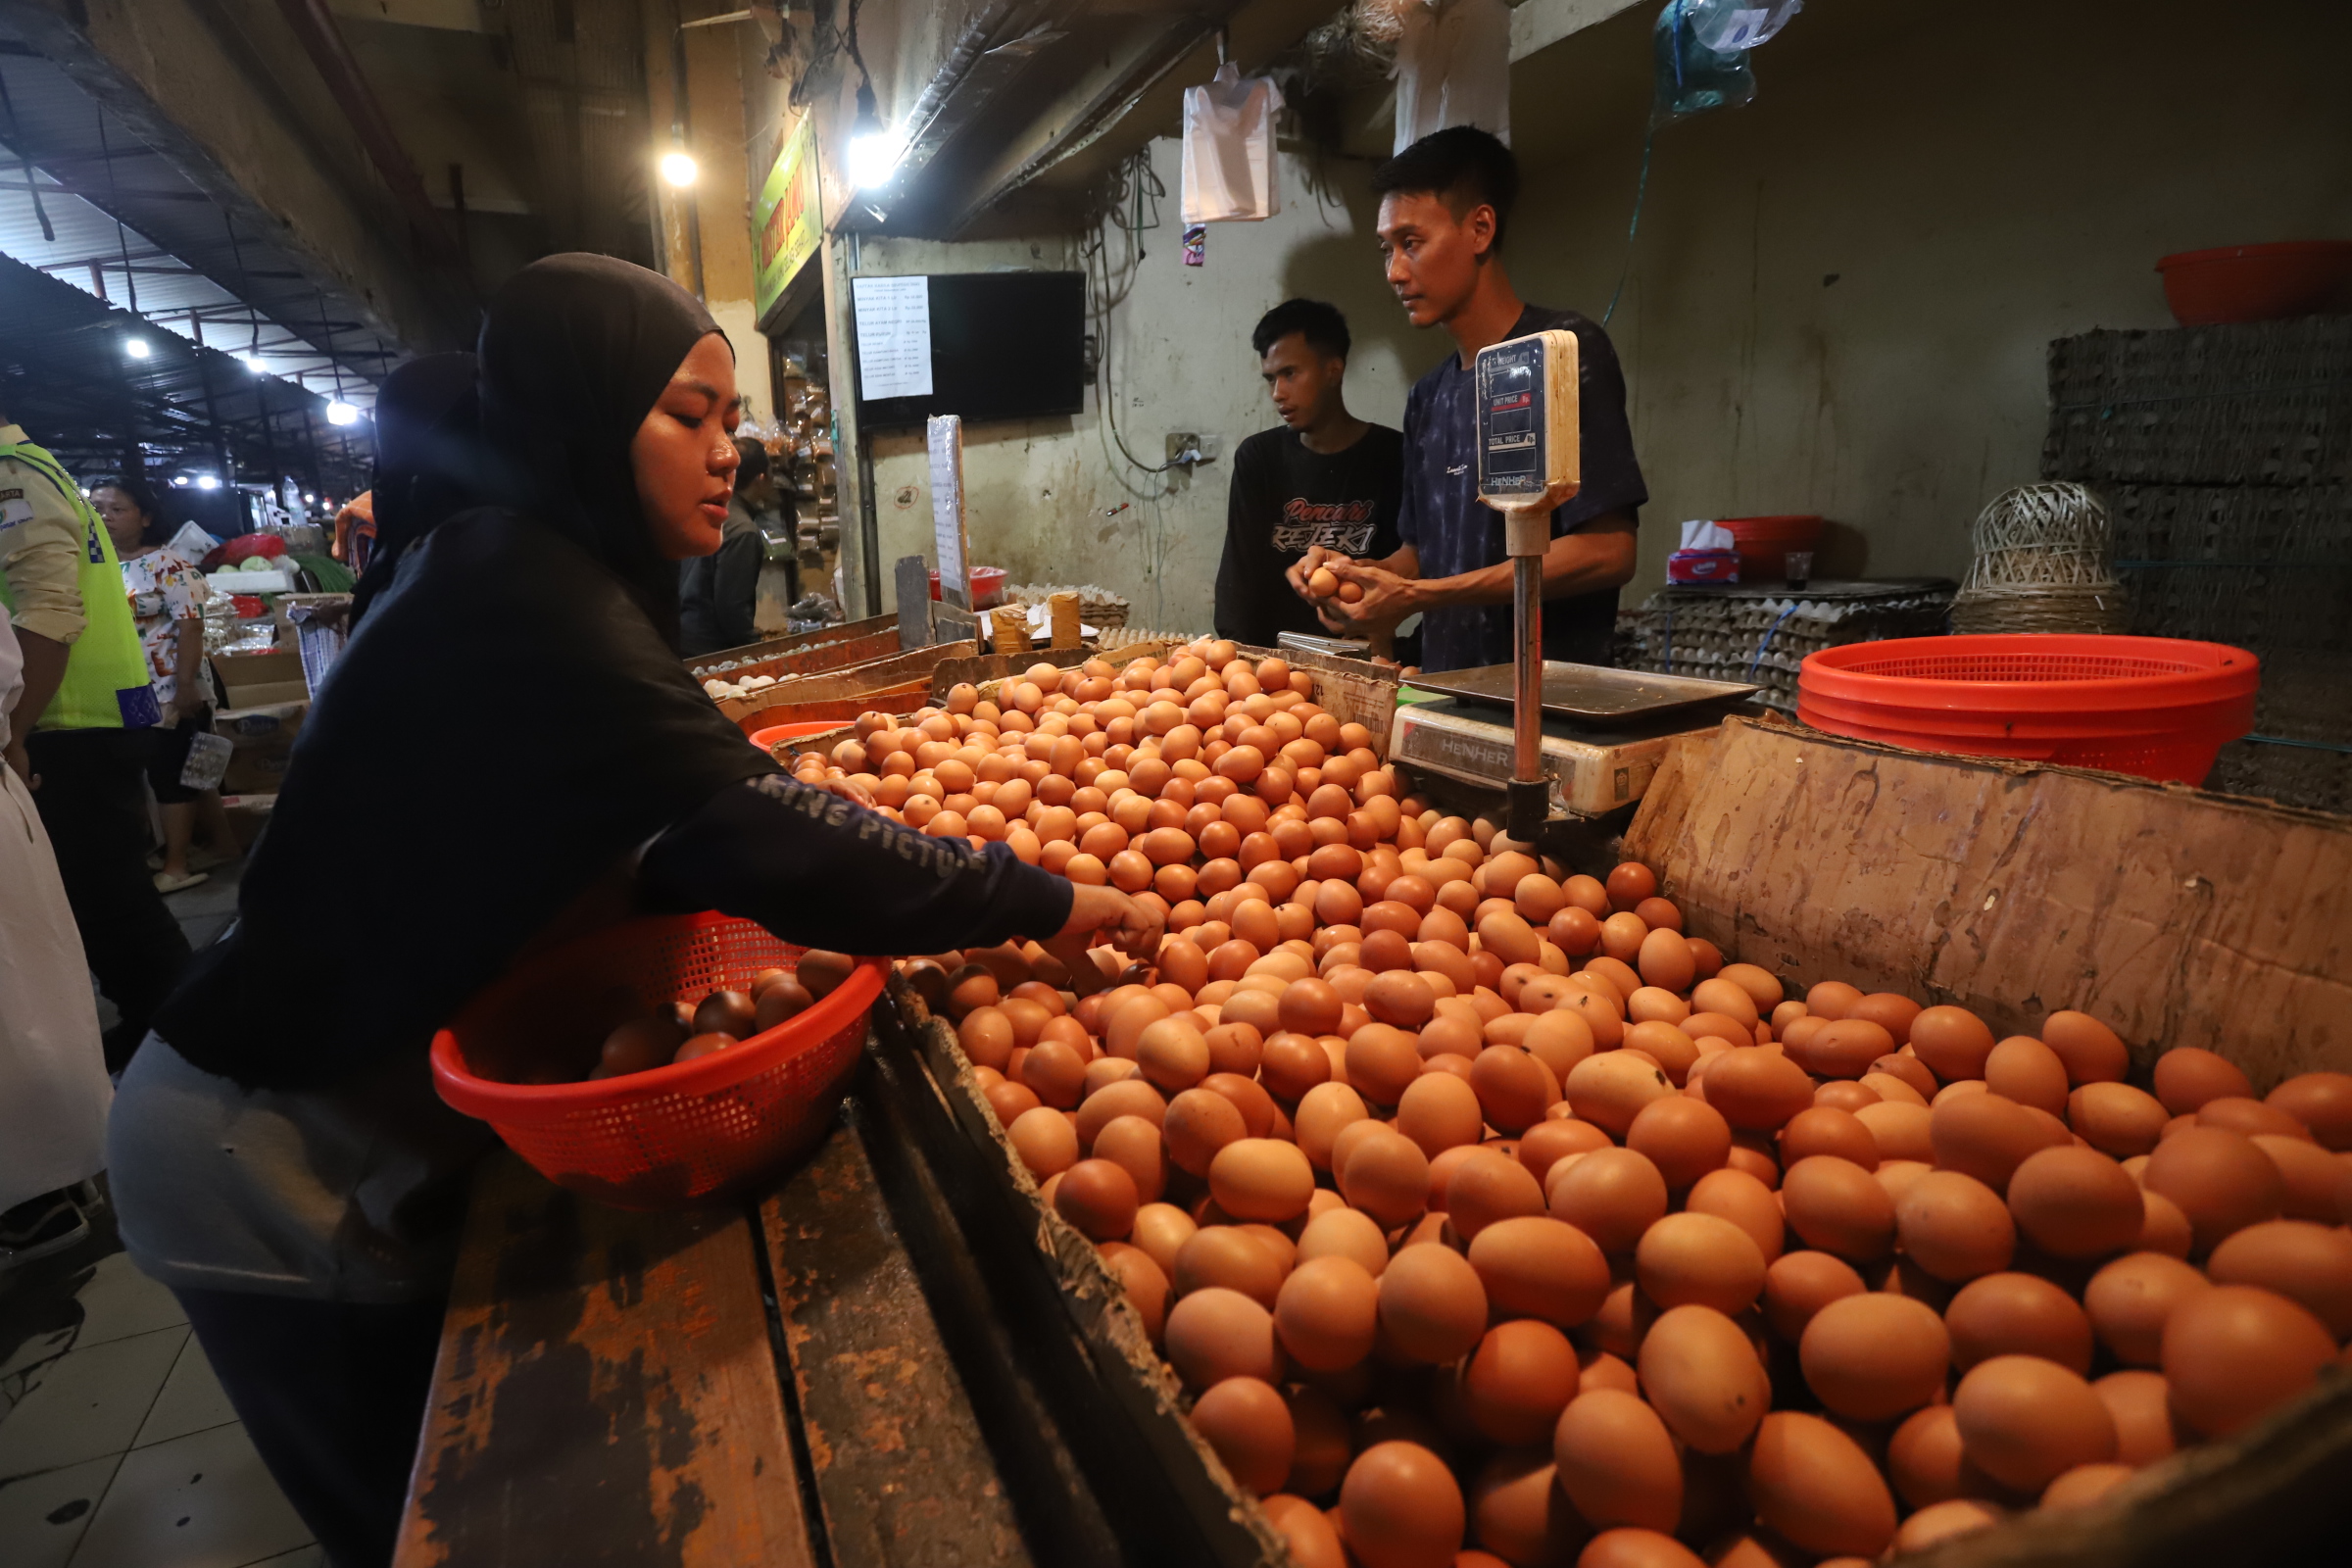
92, 477, 236, 892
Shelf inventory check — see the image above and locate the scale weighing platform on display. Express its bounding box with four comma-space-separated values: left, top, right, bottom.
1390, 662, 1760, 819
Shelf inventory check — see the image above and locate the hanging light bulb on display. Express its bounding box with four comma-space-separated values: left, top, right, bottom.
659, 144, 700, 188
195, 474, 221, 491
243, 352, 267, 373
326, 400, 360, 426
124, 337, 151, 360
846, 81, 904, 190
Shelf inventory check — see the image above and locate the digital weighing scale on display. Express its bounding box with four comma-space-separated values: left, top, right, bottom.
1396, 329, 1759, 844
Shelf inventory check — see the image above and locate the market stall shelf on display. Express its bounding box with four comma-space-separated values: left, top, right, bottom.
394, 1152, 815, 1568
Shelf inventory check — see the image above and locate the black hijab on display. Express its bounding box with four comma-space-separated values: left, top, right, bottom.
350, 351, 478, 627
476, 252, 724, 648
156, 256, 776, 1091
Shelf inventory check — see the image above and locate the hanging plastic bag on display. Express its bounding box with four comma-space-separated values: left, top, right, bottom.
1394, 0, 1511, 154
1652, 0, 1801, 123
1181, 64, 1283, 223
1686, 0, 1803, 52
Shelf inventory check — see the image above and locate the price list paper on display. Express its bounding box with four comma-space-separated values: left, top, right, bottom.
852, 274, 934, 401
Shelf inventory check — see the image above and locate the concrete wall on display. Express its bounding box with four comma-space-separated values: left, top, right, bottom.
856, 139, 1446, 631
1501, 0, 2352, 594
844, 0, 2352, 628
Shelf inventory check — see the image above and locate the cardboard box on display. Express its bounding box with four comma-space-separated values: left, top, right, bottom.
213, 702, 306, 795
1624, 715, 2352, 1079
212, 650, 310, 709
219, 792, 276, 852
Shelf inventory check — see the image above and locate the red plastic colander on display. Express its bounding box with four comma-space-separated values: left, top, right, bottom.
431, 912, 885, 1208
1796, 634, 2259, 784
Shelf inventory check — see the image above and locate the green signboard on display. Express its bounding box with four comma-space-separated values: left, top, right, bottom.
754, 117, 820, 322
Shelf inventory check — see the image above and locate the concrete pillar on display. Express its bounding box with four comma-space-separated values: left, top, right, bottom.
641, 2, 773, 423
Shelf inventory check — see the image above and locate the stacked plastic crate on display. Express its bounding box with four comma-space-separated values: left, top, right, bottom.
2044, 318, 2352, 812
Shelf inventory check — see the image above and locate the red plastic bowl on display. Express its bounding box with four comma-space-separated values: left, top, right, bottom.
431, 913, 885, 1208
928, 564, 1008, 608
2157, 243, 2352, 326
1717, 514, 1823, 583
1796, 634, 2258, 785
750, 719, 842, 753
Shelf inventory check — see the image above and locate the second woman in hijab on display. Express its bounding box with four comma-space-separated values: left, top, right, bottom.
107, 255, 1157, 1568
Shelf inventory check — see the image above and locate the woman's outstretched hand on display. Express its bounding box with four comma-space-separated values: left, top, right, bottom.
1042, 883, 1163, 994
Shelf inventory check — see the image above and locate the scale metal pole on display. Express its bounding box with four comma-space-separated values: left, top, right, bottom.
1505, 507, 1549, 842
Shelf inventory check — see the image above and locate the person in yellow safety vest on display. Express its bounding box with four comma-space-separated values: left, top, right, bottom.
0, 410, 192, 1072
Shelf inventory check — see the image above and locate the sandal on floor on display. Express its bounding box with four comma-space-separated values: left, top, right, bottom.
154, 868, 210, 894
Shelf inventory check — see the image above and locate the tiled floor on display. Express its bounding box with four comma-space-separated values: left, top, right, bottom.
2, 855, 322, 1568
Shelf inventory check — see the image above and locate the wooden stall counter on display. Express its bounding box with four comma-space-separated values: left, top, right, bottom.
394, 1073, 1044, 1568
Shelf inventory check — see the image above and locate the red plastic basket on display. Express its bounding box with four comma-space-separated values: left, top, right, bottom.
430, 913, 885, 1209
1796, 635, 2259, 785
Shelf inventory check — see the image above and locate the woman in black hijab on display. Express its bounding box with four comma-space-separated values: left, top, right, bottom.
347, 350, 478, 626
107, 256, 1155, 1568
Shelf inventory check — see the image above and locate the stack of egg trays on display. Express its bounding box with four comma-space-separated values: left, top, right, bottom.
1614, 588, 1956, 713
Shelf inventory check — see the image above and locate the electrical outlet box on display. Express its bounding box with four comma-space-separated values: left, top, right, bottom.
1165, 432, 1224, 467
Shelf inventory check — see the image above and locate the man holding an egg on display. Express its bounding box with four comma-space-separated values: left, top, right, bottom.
1289, 126, 1647, 672
1212, 298, 1403, 650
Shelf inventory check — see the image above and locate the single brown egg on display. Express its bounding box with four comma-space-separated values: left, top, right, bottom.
1638, 1303, 1770, 1454
1546, 1147, 1668, 1253
671, 1030, 737, 1064
1893, 1499, 2004, 1554
1377, 1243, 1488, 1363
1468, 1452, 1584, 1568
1952, 1355, 2117, 1493
2206, 1219, 2352, 1338
1164, 1286, 1279, 1390
2039, 1010, 2130, 1085
1209, 1137, 1315, 1222
1800, 1292, 1949, 1421
2041, 1461, 2133, 1511
1701, 1048, 1814, 1132
1563, 1052, 1675, 1136
1341, 1128, 1433, 1229
2095, 1369, 2184, 1466
1340, 1442, 1464, 1568
1895, 1169, 2016, 1282
1761, 1250, 1866, 1343
1395, 1070, 1485, 1155
1273, 1254, 1380, 1371
2007, 1146, 2143, 1258
1054, 1158, 1140, 1241
1944, 1271, 2094, 1372
2251, 1134, 2344, 1222
2083, 1251, 2211, 1366
692, 988, 757, 1039
1446, 1151, 1546, 1240
1099, 1242, 1171, 1342
2141, 1125, 2284, 1253
2267, 1071, 2352, 1151
1467, 1214, 1611, 1328
2069, 1081, 2170, 1158
1984, 1036, 2071, 1115
1626, 1096, 1733, 1191
1636, 1212, 1766, 1316
1930, 1091, 2057, 1191
2162, 1283, 2336, 1437
1782, 1155, 1896, 1260
1460, 1318, 1582, 1446
1551, 1390, 1682, 1533
1781, 1105, 1880, 1170
598, 1013, 685, 1078
1745, 1412, 1897, 1559
1174, 1225, 1285, 1306
1190, 1375, 1294, 1494
1908, 1004, 1995, 1082
2151, 1047, 2253, 1115
1468, 1045, 1555, 1135
1685, 1166, 1785, 1262
1886, 1404, 1971, 1509
1007, 1104, 1079, 1178
1163, 1086, 1249, 1176
1853, 1100, 1935, 1163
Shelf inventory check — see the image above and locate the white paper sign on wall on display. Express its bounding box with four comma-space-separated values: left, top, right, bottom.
853, 274, 933, 401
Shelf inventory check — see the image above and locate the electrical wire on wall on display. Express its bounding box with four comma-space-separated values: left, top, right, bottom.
1081, 147, 1182, 623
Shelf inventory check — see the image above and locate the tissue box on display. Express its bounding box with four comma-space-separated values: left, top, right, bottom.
1668, 549, 1741, 584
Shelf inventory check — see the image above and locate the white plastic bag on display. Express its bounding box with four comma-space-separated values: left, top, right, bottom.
1394, 0, 1511, 154
1181, 64, 1283, 223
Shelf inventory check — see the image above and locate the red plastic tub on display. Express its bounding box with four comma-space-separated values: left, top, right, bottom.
2158, 243, 2352, 326
431, 913, 885, 1208
1717, 514, 1823, 583
749, 718, 843, 754
1796, 635, 2259, 784
929, 564, 1008, 608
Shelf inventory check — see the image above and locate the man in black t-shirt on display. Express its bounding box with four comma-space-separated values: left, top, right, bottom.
1213, 299, 1402, 648
1289, 127, 1646, 671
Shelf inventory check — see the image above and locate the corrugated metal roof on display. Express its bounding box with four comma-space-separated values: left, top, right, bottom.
0, 23, 399, 412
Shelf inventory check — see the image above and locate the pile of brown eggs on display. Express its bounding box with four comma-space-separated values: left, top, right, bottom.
786, 641, 2352, 1568
583, 954, 854, 1079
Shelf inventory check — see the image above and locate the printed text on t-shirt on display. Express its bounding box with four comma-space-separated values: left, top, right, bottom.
1271, 497, 1379, 555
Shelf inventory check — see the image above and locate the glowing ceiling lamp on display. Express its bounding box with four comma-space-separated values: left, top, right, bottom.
124, 337, 151, 359
325, 400, 361, 426
846, 82, 904, 190
659, 145, 700, 188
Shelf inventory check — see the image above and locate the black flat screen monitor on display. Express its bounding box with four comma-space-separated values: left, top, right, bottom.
855, 270, 1085, 428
